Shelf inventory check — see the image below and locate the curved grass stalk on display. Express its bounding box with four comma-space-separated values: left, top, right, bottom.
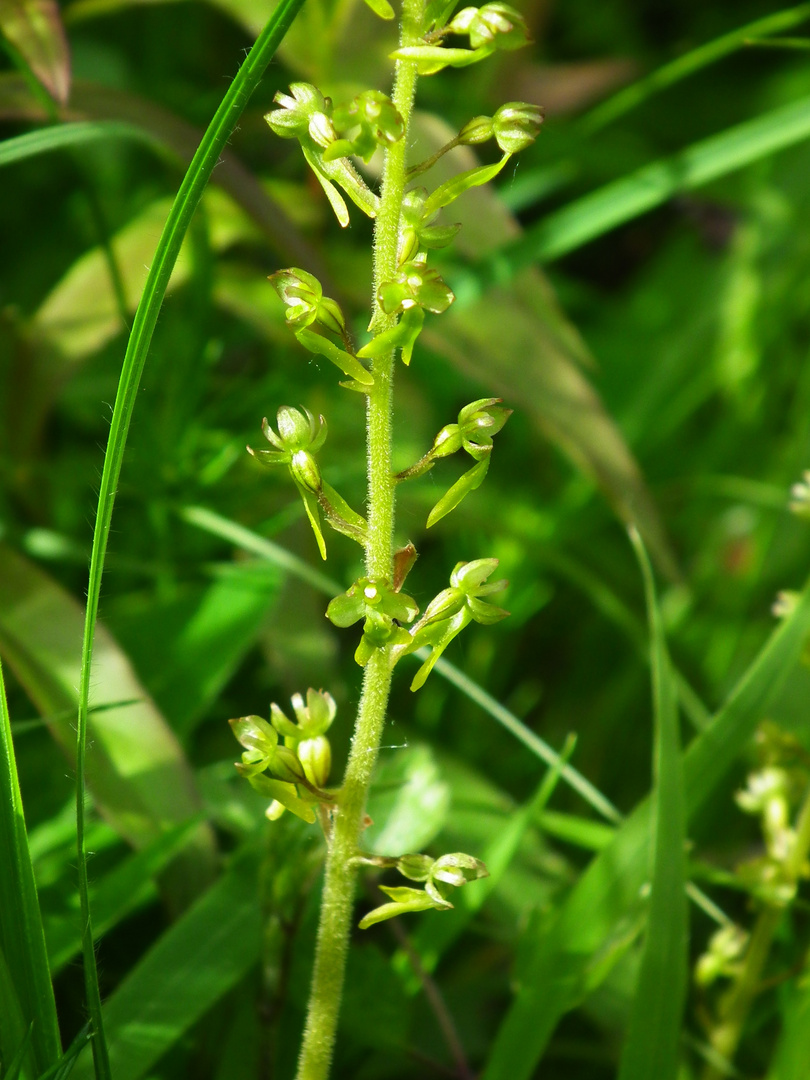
73, 3, 307, 1076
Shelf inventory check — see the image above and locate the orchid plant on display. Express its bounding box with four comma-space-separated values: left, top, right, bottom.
227, 3, 543, 1076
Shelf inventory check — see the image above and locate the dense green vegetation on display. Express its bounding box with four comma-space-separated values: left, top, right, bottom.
3, 1, 810, 1078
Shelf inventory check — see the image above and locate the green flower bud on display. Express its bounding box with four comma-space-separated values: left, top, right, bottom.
290, 449, 322, 493
308, 110, 338, 150
448, 3, 529, 50
789, 470, 810, 518
457, 397, 512, 455
695, 924, 749, 988
491, 102, 544, 153
458, 114, 494, 145
431, 423, 463, 458
269, 268, 347, 338
431, 852, 488, 885
297, 735, 332, 788
772, 590, 800, 619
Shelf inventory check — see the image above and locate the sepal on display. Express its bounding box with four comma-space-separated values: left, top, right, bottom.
357, 307, 425, 366
295, 327, 374, 386
248, 774, 317, 824
423, 154, 511, 216
361, 0, 395, 19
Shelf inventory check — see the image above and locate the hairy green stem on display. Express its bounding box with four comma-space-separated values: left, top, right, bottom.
294, 4, 425, 1078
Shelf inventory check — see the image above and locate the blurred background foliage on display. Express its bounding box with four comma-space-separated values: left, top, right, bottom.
2, 0, 810, 1077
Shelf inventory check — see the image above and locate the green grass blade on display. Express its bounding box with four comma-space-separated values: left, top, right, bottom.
73, 3, 307, 1076
0, 655, 61, 1075
618, 531, 687, 1080
484, 93, 810, 275
482, 573, 810, 1080
70, 849, 263, 1080
583, 4, 810, 133
0, 120, 164, 166
46, 818, 205, 975
767, 975, 810, 1079
180, 505, 341, 596
180, 505, 622, 822
401, 735, 578, 989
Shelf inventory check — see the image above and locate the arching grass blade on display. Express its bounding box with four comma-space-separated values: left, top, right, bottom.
73, 2, 308, 1077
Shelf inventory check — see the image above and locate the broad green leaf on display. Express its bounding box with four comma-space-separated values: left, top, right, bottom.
481, 573, 810, 1080
618, 532, 687, 1080
46, 818, 205, 975
0, 119, 162, 167
31, 189, 257, 365
70, 849, 263, 1080
411, 114, 677, 578
110, 564, 283, 739
0, 657, 61, 1076
366, 744, 451, 856
0, 545, 217, 900
489, 93, 810, 274
0, 0, 69, 103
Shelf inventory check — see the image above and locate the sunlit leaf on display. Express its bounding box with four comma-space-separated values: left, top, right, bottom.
0, 545, 217, 905
0, 0, 70, 104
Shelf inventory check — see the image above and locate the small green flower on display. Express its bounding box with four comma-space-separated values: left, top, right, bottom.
433, 398, 512, 461
325, 90, 404, 163
229, 714, 307, 785
397, 188, 461, 265
358, 851, 488, 928
266, 83, 379, 227
378, 255, 455, 315
249, 406, 326, 494
491, 102, 544, 153
269, 268, 347, 338
265, 82, 331, 141
401, 559, 508, 690
448, 3, 529, 50
327, 577, 419, 667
